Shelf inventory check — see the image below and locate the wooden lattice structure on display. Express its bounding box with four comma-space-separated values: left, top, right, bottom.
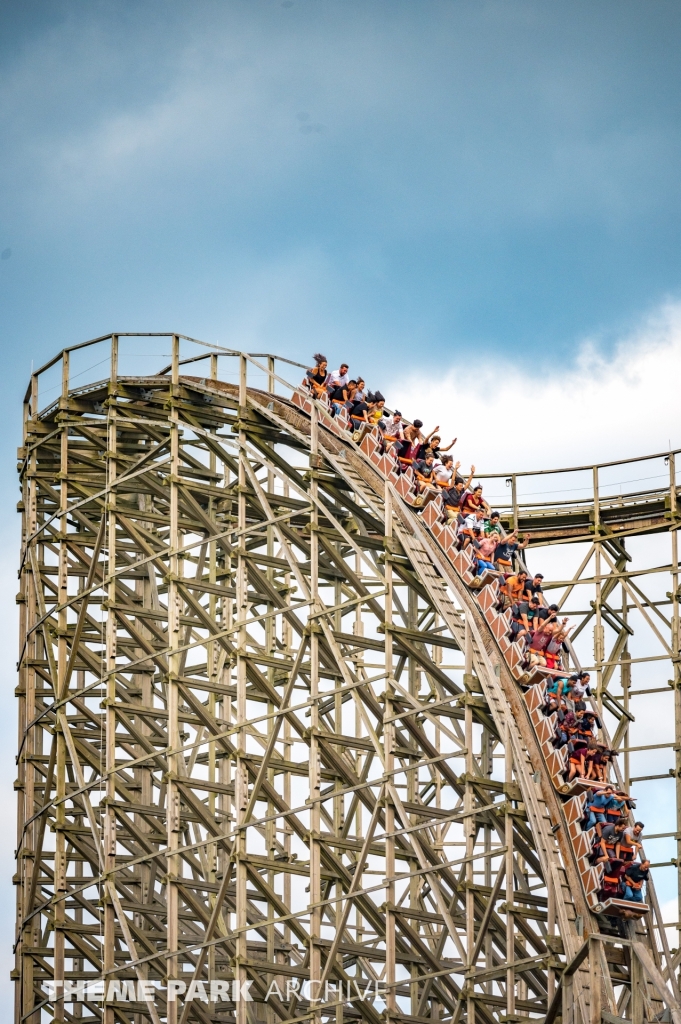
13, 334, 681, 1024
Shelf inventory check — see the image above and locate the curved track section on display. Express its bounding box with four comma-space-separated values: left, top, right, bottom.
286, 389, 645, 918
13, 361, 681, 1024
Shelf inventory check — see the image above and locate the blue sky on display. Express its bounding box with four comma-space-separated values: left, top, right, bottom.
2, 0, 681, 406
2, 0, 681, 999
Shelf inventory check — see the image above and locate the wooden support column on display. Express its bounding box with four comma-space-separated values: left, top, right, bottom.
235, 352, 249, 1024
510, 474, 519, 535
630, 945, 644, 1024
309, 401, 321, 1024
408, 583, 419, 1015
53, 348, 70, 1022
547, 851, 556, 1004
505, 721, 515, 1021
481, 723, 493, 998
593, 466, 604, 714
20, 372, 39, 1024
166, 334, 181, 1024
281, 470, 292, 957
670, 452, 681, 941
332, 566, 343, 1024
464, 617, 475, 1024
562, 967, 574, 1024
207, 350, 219, 1016
589, 937, 602, 1024
621, 555, 632, 792
384, 482, 396, 1017
103, 336, 118, 1024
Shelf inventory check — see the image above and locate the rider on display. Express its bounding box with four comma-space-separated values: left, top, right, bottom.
623, 860, 650, 903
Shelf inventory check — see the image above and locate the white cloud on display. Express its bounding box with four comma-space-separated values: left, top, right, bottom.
387, 299, 681, 476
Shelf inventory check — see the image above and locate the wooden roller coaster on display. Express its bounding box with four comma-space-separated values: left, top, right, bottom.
13, 334, 681, 1024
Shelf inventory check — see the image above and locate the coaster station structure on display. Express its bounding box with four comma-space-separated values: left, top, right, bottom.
12, 333, 681, 1024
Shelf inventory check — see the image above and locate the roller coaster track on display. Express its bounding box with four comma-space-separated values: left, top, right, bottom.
501, 483, 676, 546
13, 337, 681, 1024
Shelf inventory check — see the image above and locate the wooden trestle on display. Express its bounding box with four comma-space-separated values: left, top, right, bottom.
13, 336, 681, 1024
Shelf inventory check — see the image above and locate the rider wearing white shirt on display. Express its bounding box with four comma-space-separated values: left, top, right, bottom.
432, 455, 454, 488
463, 511, 485, 532
327, 364, 349, 390
384, 412, 405, 441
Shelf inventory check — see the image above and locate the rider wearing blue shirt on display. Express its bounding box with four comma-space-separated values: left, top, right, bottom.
583, 786, 616, 834
605, 793, 629, 824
